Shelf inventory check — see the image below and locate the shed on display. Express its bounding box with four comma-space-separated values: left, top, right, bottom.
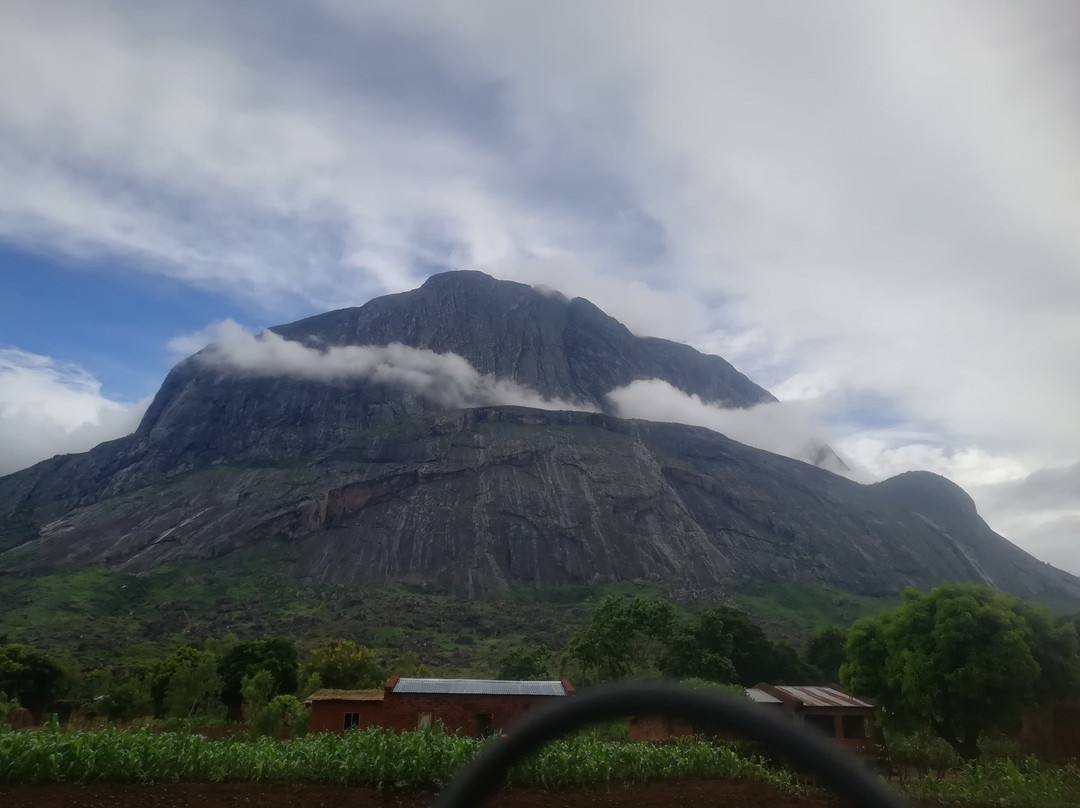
748, 683, 876, 751
629, 683, 876, 750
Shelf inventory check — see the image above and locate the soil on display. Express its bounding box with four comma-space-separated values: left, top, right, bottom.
0, 779, 852, 808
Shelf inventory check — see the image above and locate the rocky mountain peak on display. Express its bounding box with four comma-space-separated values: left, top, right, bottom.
1, 272, 1078, 608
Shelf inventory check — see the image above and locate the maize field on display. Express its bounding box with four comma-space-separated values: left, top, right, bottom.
0, 726, 792, 791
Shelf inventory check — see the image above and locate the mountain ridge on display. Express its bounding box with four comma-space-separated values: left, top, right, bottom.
1, 271, 1078, 610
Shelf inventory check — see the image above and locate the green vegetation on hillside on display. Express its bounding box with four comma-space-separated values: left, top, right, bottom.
0, 555, 893, 676
731, 579, 894, 637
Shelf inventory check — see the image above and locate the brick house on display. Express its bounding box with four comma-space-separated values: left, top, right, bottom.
307, 676, 574, 736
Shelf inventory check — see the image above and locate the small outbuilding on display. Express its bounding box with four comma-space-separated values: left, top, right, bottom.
629, 683, 876, 751
307, 676, 574, 736
306, 688, 385, 734
746, 683, 876, 751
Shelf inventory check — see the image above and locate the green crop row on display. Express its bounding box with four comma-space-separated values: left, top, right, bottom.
5, 725, 1078, 806
903, 758, 1080, 808
0, 725, 786, 791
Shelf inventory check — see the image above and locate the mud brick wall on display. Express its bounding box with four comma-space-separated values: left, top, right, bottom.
309, 699, 384, 734
379, 692, 559, 735
1022, 703, 1080, 761
628, 716, 693, 742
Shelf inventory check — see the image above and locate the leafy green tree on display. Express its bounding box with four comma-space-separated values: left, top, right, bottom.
300, 640, 385, 689
241, 670, 274, 712
688, 606, 810, 685
71, 668, 152, 722
263, 694, 309, 737
0, 690, 21, 720
497, 645, 551, 680
242, 669, 277, 734
802, 626, 847, 684
841, 583, 1080, 760
660, 608, 737, 682
388, 651, 428, 678
763, 637, 817, 684
219, 639, 298, 709
151, 646, 222, 718
0, 644, 64, 713
297, 671, 323, 701
569, 596, 676, 682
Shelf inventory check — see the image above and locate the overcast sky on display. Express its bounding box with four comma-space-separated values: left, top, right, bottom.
1, 1, 1078, 573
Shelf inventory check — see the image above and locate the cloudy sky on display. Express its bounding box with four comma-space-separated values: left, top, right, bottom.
1, 1, 1078, 573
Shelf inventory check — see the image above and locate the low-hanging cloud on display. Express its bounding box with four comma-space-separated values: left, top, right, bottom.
195, 320, 592, 412
606, 378, 847, 473
0, 349, 149, 476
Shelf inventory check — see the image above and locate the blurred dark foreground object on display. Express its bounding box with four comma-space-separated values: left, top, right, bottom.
433, 679, 911, 808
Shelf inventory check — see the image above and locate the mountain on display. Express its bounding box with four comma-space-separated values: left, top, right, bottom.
2, 271, 1079, 609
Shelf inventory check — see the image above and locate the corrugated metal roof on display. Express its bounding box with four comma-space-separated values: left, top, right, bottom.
392, 678, 568, 696
305, 688, 385, 703
772, 685, 873, 709
745, 687, 782, 704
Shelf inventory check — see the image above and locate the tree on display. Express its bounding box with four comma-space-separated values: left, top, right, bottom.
150, 646, 222, 718
0, 644, 65, 713
767, 638, 818, 683
71, 667, 152, 722
660, 608, 737, 683
497, 645, 551, 680
388, 651, 428, 678
691, 606, 809, 685
569, 596, 676, 682
263, 694, 309, 737
841, 583, 1080, 760
219, 639, 298, 709
241, 670, 274, 712
242, 669, 277, 734
300, 640, 385, 689
802, 626, 847, 684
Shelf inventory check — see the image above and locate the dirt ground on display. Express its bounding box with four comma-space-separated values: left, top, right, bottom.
0, 779, 855, 808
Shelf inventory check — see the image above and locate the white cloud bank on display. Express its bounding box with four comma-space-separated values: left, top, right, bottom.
0, 349, 148, 475
193, 320, 591, 413
607, 379, 847, 473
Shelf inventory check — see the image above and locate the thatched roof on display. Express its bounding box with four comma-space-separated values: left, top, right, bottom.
305, 688, 385, 703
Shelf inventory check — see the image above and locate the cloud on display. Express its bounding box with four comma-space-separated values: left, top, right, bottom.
167, 321, 243, 362
606, 379, 845, 472
972, 464, 1080, 575
0, 349, 149, 475
2, 1, 1080, 572
195, 320, 592, 412
0, 1, 633, 313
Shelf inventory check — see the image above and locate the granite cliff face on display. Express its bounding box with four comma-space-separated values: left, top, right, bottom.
1, 272, 1078, 606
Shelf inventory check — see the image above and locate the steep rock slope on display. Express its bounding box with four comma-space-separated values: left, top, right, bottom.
0, 271, 773, 513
